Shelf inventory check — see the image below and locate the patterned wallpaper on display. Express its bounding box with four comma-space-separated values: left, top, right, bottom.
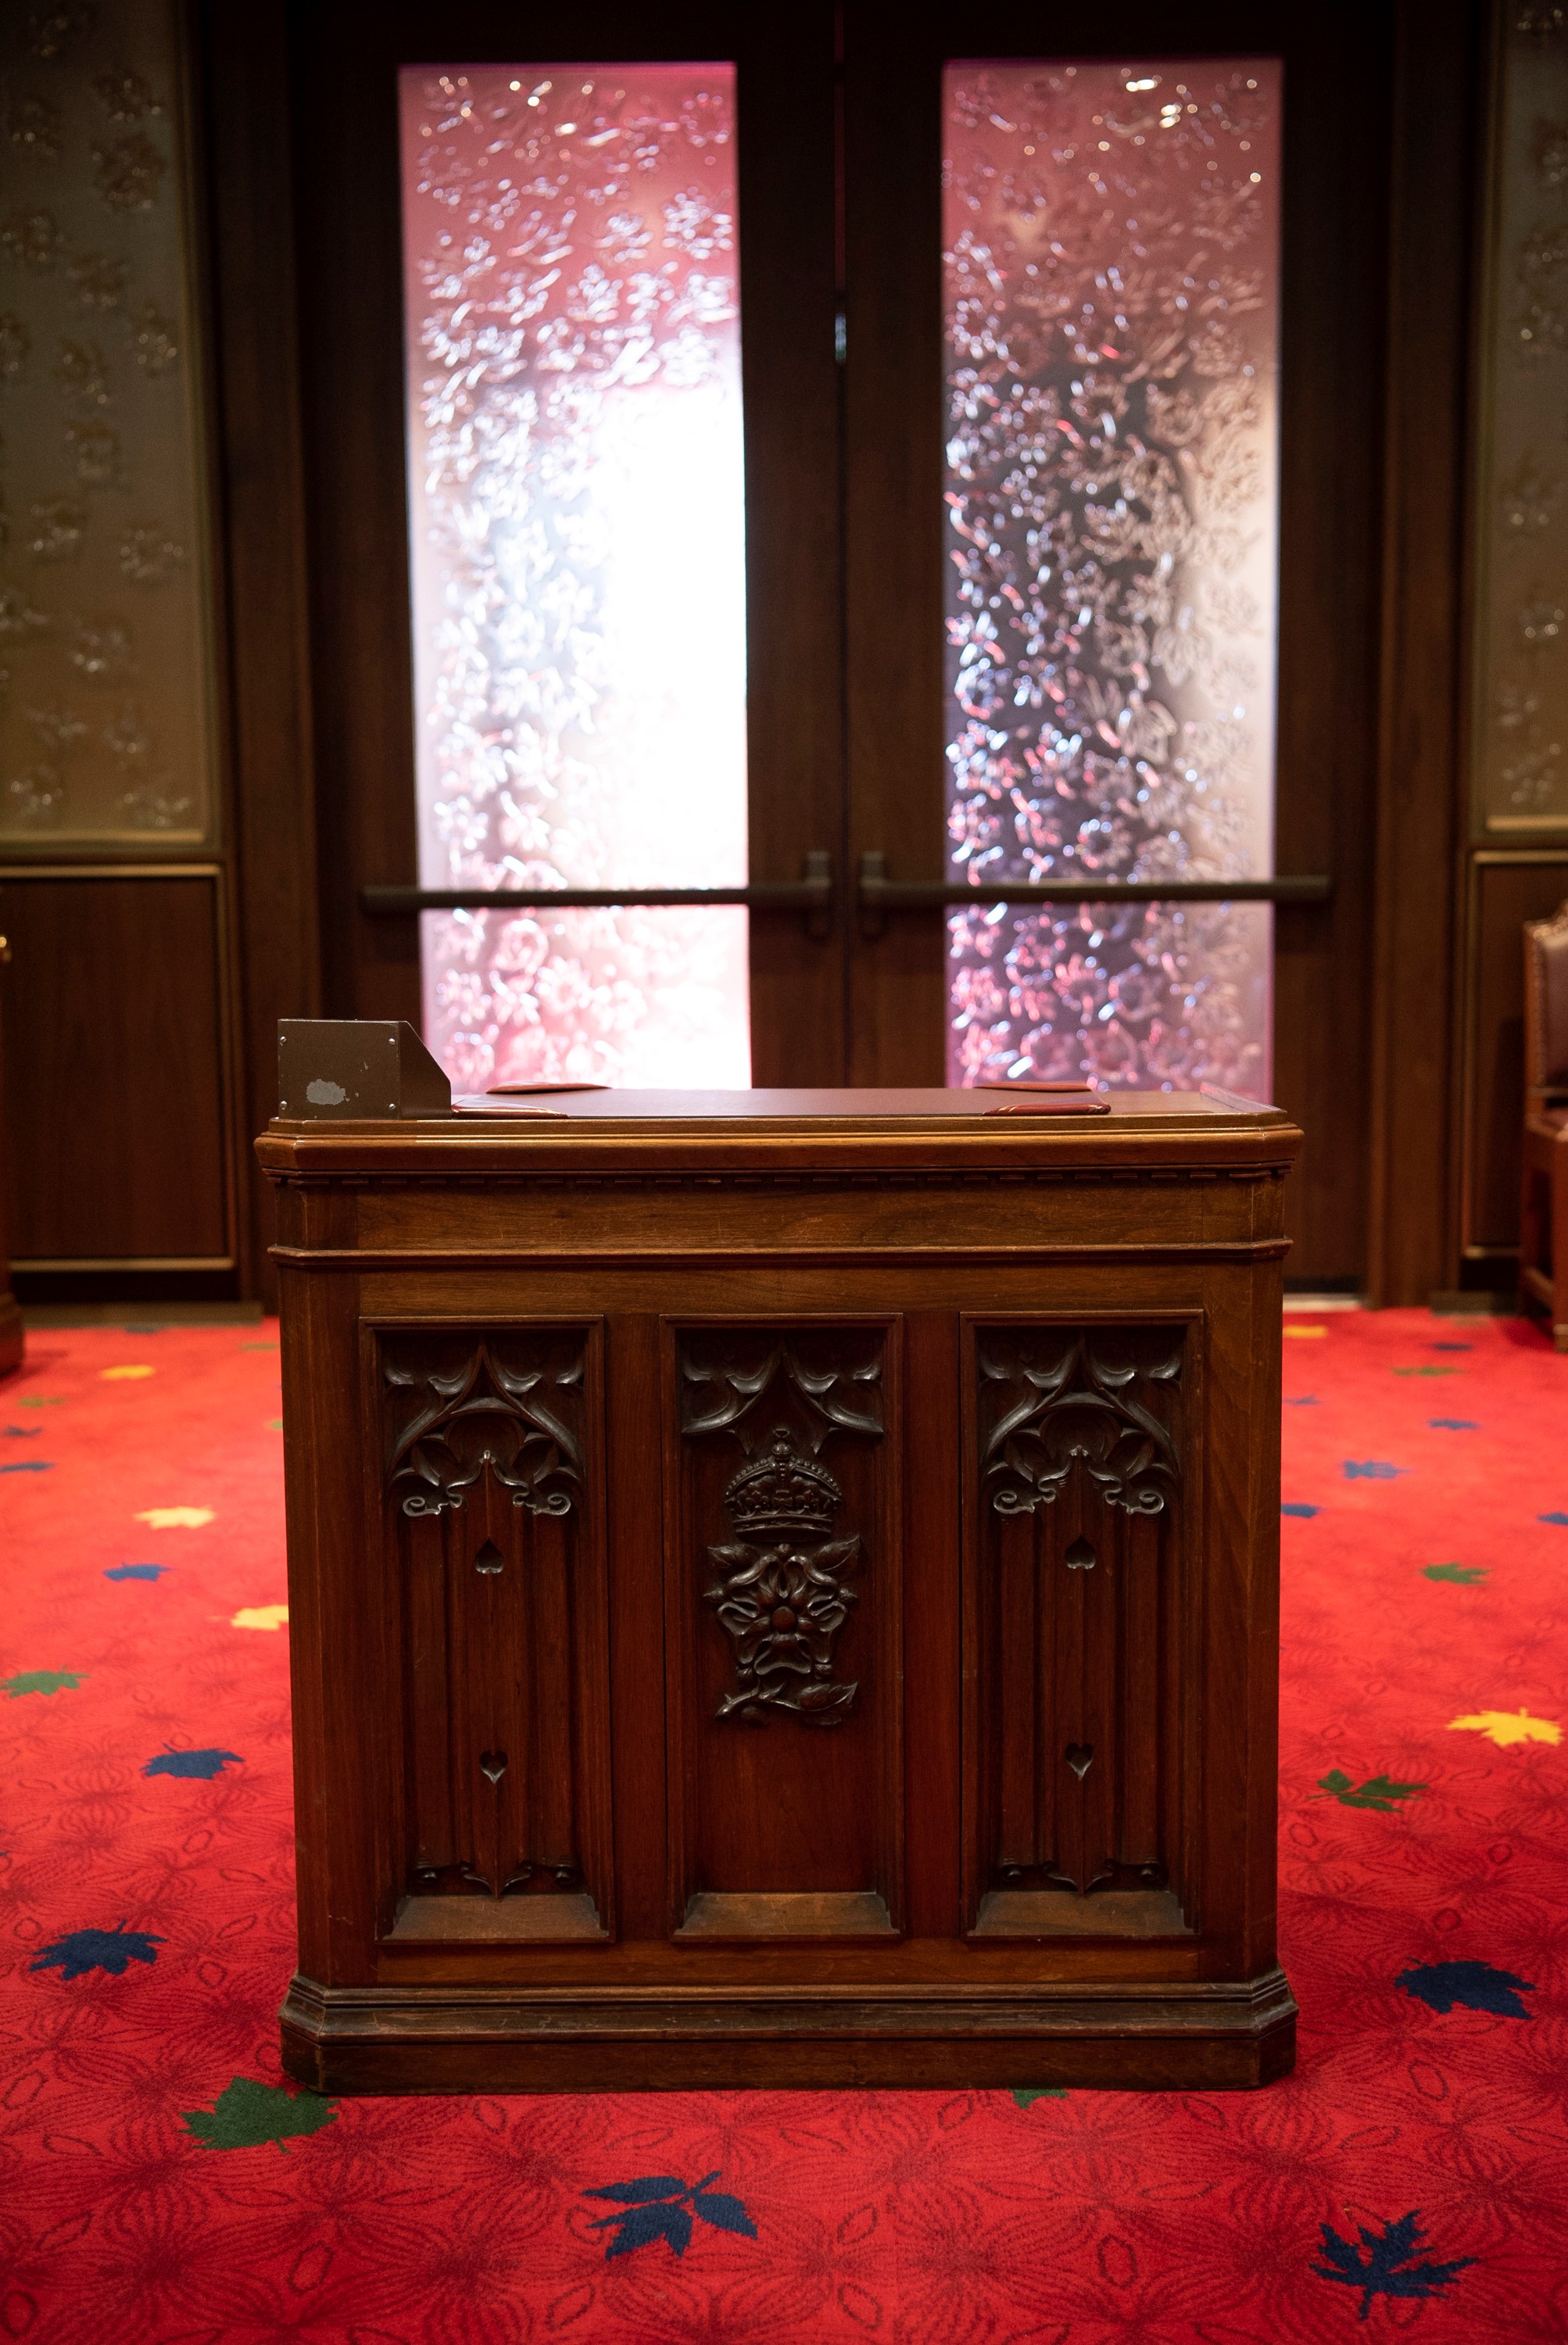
1474, 5, 1568, 832
0, 0, 213, 845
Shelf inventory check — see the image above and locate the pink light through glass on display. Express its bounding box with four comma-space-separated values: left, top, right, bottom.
943, 60, 1281, 1095
399, 63, 750, 1090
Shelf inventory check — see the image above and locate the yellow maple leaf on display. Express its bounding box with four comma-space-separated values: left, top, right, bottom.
1449, 1708, 1562, 1748
135, 1506, 215, 1530
101, 1365, 156, 1381
231, 1605, 288, 1632
1283, 1326, 1326, 1340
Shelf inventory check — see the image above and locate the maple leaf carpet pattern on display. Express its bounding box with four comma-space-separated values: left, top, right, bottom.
2, 1311, 1567, 2342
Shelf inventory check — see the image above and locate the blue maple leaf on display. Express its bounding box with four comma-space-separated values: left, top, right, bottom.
1314, 2211, 1474, 2318
1540, 1512, 1568, 1527
1283, 1395, 1318, 1406
30, 1922, 165, 1981
1344, 1460, 1404, 1480
584, 2171, 757, 2260
106, 1563, 169, 1582
1397, 1960, 1534, 2017
3, 1425, 41, 1437
143, 1746, 242, 1780
1428, 1419, 1477, 1431
1429, 1341, 1471, 1351
0, 1460, 52, 1473
1282, 1503, 1319, 1518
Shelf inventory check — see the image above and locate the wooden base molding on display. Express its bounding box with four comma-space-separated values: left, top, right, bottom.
280, 1969, 1298, 2095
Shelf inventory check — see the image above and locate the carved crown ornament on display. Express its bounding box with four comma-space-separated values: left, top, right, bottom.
385, 1337, 585, 1519
682, 1337, 884, 1728
980, 1330, 1182, 1518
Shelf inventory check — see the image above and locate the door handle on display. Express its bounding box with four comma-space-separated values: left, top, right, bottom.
854, 851, 1331, 939
360, 850, 836, 940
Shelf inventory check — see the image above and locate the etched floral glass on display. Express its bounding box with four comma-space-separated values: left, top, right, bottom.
399, 63, 750, 1092
943, 60, 1280, 1094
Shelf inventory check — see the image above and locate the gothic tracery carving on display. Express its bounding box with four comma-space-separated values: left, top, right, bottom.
385, 1336, 584, 1520
980, 1329, 1182, 1519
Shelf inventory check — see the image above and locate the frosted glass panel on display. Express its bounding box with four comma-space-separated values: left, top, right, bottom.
1472, 18, 1568, 830
0, 0, 214, 843
399, 63, 750, 1091
943, 59, 1280, 1093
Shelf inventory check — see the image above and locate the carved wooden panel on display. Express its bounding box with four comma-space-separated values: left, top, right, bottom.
964, 1321, 1192, 1938
378, 1323, 610, 1938
664, 1323, 902, 1938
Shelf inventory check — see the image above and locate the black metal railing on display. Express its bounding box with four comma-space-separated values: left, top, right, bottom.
359, 847, 1331, 940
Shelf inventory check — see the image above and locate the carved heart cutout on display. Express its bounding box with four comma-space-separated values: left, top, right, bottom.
473, 1540, 503, 1575
479, 1750, 507, 1785
1065, 1742, 1094, 1780
1065, 1537, 1096, 1570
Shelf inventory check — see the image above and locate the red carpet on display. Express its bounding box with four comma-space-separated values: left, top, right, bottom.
2, 1309, 1566, 2341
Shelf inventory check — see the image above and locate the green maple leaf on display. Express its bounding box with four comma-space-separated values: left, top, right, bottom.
1314, 1768, 1426, 1811
1011, 2088, 1068, 2107
16, 1397, 63, 1409
1424, 1563, 1487, 1584
2, 1669, 85, 1699
181, 2075, 337, 2153
1391, 1366, 1458, 1377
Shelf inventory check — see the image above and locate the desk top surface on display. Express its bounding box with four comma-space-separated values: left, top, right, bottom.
272, 1087, 1290, 1132
259, 1087, 1301, 1180
445, 1087, 1280, 1126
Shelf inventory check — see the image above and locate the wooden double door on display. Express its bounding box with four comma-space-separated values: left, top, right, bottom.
291, 1, 1394, 1287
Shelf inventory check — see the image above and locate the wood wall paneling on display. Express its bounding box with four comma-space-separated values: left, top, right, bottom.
0, 871, 231, 1266
1367, 0, 1486, 1305
288, 2, 421, 1033
1461, 853, 1568, 1260
1269, 14, 1393, 1288
0, 939, 21, 1368
197, 2, 322, 1304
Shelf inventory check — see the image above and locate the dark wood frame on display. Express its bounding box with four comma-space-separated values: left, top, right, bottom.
199, 3, 323, 1305
1442, 1, 1568, 1293
1367, 0, 1491, 1308
193, 0, 1491, 1309
1516, 904, 1568, 1344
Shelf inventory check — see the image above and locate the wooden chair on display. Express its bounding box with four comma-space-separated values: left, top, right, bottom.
1520, 901, 1568, 1349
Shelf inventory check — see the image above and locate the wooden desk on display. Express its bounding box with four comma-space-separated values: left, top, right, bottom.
258, 1088, 1301, 2093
